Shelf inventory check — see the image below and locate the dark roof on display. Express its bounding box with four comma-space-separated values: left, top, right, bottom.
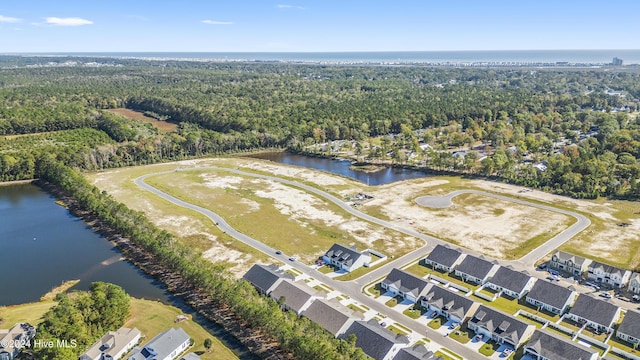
341, 320, 410, 360
569, 294, 620, 327
487, 266, 533, 294
393, 344, 442, 360
382, 269, 429, 299
454, 255, 495, 280
554, 251, 589, 265
589, 261, 628, 277
243, 264, 294, 294
526, 279, 575, 310
324, 243, 365, 268
469, 305, 532, 345
269, 280, 322, 313
424, 245, 462, 268
421, 284, 477, 320
525, 329, 599, 360
302, 298, 363, 336
618, 310, 640, 339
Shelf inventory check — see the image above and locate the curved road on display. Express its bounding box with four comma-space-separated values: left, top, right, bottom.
134, 167, 592, 360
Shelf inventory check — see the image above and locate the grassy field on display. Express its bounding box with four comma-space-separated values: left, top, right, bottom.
124, 298, 238, 360
106, 108, 178, 132
0, 300, 56, 328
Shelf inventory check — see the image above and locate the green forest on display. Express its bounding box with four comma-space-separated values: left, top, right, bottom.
2, 55, 639, 198
2, 55, 640, 359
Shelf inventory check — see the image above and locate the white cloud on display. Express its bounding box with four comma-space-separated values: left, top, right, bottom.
202, 19, 234, 25
45, 17, 93, 26
0, 15, 22, 23
277, 4, 304, 9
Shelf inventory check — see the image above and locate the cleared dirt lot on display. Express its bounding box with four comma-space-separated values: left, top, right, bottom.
88, 156, 640, 272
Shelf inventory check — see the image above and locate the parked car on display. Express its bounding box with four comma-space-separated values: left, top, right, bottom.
288, 257, 296, 262
633, 295, 640, 302
537, 263, 547, 270
549, 270, 559, 276
502, 348, 513, 356
599, 292, 612, 299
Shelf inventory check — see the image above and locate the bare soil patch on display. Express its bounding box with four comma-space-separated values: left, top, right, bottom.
107, 108, 178, 132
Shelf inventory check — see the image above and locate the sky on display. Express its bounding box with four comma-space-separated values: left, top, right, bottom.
1, 0, 639, 53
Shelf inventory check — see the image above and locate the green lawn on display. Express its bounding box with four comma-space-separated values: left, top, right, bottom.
386, 324, 409, 336
317, 265, 335, 274
608, 336, 640, 356
125, 298, 238, 360
448, 324, 473, 344
434, 348, 463, 360
347, 304, 368, 313
403, 307, 422, 319
478, 340, 500, 357
0, 300, 56, 328
385, 297, 399, 307
428, 317, 443, 329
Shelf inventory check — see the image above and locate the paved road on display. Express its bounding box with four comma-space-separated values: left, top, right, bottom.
134, 167, 592, 360
135, 170, 485, 359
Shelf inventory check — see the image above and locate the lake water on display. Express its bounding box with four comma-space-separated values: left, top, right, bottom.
249, 152, 430, 185
0, 183, 257, 359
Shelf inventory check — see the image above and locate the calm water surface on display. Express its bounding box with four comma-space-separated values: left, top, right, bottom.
0, 183, 257, 359
249, 152, 430, 185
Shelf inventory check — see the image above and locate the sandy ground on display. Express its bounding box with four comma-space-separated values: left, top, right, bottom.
89, 156, 640, 270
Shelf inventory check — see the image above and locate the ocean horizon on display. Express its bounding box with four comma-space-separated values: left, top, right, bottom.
5, 50, 640, 65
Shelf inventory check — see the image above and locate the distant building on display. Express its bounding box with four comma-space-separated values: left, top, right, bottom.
628, 272, 640, 294
549, 251, 592, 276
587, 261, 631, 288
612, 57, 623, 66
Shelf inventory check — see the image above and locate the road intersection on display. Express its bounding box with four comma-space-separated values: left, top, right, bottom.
134, 166, 600, 360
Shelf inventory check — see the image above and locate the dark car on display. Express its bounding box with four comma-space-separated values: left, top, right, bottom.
275, 250, 282, 255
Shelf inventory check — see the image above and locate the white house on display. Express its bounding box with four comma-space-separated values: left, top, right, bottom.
486, 266, 536, 299
380, 268, 429, 303
524, 330, 599, 360
566, 294, 621, 334
80, 327, 141, 360
128, 328, 191, 360
549, 251, 592, 276
0, 323, 35, 360
525, 281, 576, 315
616, 310, 640, 347
628, 272, 640, 294
587, 261, 631, 288
323, 243, 371, 272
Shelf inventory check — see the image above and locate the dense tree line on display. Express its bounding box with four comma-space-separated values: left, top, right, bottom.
33, 282, 130, 360
36, 156, 367, 360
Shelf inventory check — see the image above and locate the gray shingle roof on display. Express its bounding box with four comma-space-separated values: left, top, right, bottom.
269, 280, 323, 313
469, 305, 532, 345
325, 243, 365, 268
554, 251, 589, 266
302, 298, 363, 336
243, 264, 294, 294
341, 320, 410, 360
454, 255, 495, 280
526, 279, 575, 310
569, 294, 620, 328
382, 269, 429, 299
421, 284, 477, 320
424, 245, 462, 268
128, 328, 190, 360
393, 344, 443, 360
525, 329, 599, 360
589, 261, 627, 277
618, 310, 640, 339
487, 266, 532, 294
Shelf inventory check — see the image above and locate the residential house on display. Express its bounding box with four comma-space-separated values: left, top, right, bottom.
566, 294, 621, 333
301, 298, 364, 337
453, 255, 499, 285
392, 344, 443, 360
467, 305, 535, 348
485, 266, 536, 299
128, 328, 191, 360
423, 245, 464, 273
525, 280, 577, 315
419, 284, 480, 325
268, 280, 324, 315
628, 272, 640, 294
524, 329, 599, 360
381, 268, 430, 303
0, 323, 35, 360
80, 327, 141, 360
323, 243, 371, 272
616, 310, 640, 346
549, 251, 592, 276
340, 320, 410, 360
242, 264, 295, 295
587, 261, 631, 288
